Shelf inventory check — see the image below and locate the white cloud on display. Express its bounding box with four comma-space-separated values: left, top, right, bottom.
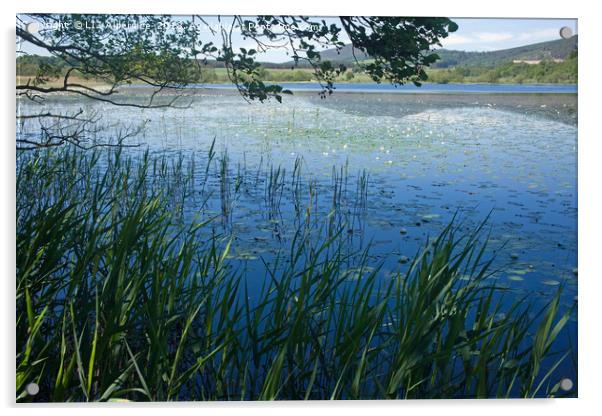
441, 32, 514, 47
516, 28, 561, 42
475, 45, 498, 51
475, 32, 514, 42
440, 34, 474, 47
438, 27, 564, 51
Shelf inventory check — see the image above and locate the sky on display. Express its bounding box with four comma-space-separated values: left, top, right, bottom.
440, 18, 577, 52
228, 17, 578, 61
17, 16, 578, 63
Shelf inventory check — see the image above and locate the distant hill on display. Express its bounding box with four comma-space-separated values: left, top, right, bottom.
16, 36, 578, 82
433, 36, 577, 68
317, 45, 370, 63
308, 35, 577, 68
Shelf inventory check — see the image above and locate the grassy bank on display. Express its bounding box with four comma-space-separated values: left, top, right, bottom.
17, 147, 575, 401
17, 57, 577, 88
426, 57, 577, 84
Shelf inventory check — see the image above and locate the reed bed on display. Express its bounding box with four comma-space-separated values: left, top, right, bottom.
16, 147, 575, 401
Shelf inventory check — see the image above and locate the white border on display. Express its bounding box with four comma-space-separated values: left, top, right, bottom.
3, 1, 600, 415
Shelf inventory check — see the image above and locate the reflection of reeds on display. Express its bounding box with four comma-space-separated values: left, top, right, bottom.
291, 157, 302, 216
219, 151, 231, 228
329, 165, 344, 237
16, 148, 575, 401
195, 137, 217, 213
191, 147, 371, 243
204, 137, 216, 186
344, 169, 369, 242
265, 164, 285, 215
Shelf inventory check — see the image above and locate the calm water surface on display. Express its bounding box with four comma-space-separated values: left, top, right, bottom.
18, 87, 578, 381
197, 82, 578, 94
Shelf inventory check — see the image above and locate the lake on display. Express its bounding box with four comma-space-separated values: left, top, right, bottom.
196, 82, 577, 94
18, 85, 578, 298
17, 84, 578, 392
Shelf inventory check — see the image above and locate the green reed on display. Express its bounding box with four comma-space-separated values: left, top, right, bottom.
16, 148, 575, 402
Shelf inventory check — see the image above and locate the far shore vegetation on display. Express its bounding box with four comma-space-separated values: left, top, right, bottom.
17, 53, 577, 87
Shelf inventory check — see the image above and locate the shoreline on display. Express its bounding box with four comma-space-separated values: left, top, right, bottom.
16, 76, 577, 89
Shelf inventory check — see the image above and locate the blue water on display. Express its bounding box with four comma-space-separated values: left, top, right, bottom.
18, 89, 578, 392
197, 82, 577, 94
21, 91, 576, 299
